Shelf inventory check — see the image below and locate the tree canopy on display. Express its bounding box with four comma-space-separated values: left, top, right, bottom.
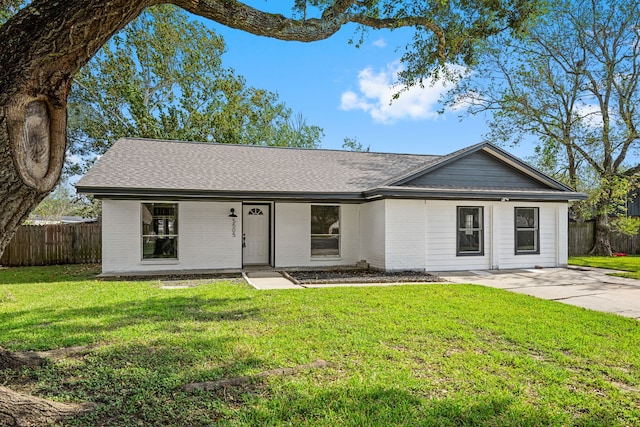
67, 4, 323, 175
449, 0, 640, 255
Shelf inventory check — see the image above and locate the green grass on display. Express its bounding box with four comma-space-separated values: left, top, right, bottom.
1, 265, 639, 426
569, 255, 640, 279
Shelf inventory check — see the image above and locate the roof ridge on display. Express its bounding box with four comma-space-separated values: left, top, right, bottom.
119, 137, 441, 158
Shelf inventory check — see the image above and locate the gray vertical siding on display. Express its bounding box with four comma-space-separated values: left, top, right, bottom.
402, 151, 549, 189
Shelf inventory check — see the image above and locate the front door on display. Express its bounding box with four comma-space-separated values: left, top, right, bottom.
243, 205, 270, 265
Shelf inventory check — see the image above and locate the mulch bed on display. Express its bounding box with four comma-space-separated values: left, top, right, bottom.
284, 269, 442, 285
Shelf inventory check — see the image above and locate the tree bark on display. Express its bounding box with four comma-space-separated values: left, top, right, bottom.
0, 347, 96, 425
0, 0, 156, 255
0, 385, 95, 427
590, 212, 613, 256
0, 347, 46, 370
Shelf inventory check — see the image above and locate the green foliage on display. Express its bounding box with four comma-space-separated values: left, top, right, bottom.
1, 265, 639, 425
28, 184, 101, 221
0, 0, 23, 24
362, 0, 545, 87
268, 1, 544, 86
449, 0, 640, 252
611, 217, 640, 238
29, 185, 75, 220
68, 5, 323, 174
451, 0, 640, 183
341, 137, 370, 152
570, 176, 639, 223
73, 195, 102, 219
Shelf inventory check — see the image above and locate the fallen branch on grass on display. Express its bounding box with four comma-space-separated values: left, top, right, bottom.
184, 359, 332, 392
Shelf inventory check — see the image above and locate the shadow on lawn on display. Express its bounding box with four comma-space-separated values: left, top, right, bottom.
12, 341, 269, 426
0, 294, 257, 350
0, 264, 101, 284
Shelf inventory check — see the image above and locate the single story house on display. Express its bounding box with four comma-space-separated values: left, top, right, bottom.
76, 138, 586, 275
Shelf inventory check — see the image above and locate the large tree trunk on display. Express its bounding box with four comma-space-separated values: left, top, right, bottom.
0, 348, 95, 425
590, 212, 613, 256
0, 102, 66, 255
0, 1, 153, 422
0, 0, 156, 256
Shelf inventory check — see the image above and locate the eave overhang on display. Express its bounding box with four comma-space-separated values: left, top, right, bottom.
77, 184, 587, 203
75, 186, 367, 202
363, 186, 588, 201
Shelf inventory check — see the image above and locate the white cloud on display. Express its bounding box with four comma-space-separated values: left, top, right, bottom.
66, 154, 83, 165
372, 38, 387, 48
339, 61, 459, 124
575, 103, 607, 128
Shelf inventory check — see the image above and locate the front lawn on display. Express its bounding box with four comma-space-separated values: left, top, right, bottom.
1, 265, 639, 426
569, 255, 640, 279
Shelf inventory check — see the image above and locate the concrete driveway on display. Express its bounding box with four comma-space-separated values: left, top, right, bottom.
440, 267, 640, 319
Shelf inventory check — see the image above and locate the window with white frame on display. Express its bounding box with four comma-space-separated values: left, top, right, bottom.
457, 206, 484, 255
311, 205, 340, 256
515, 207, 539, 254
141, 203, 178, 259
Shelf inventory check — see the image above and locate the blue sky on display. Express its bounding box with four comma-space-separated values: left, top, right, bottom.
196, 3, 503, 157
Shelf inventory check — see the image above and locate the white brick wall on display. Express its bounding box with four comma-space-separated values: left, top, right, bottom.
102, 200, 141, 273
102, 198, 569, 273
101, 199, 242, 273
359, 200, 385, 269
179, 201, 242, 270
274, 203, 360, 268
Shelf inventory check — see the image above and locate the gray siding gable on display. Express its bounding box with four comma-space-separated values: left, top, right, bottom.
399, 150, 550, 190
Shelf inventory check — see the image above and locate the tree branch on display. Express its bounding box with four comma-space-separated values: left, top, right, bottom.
171, 0, 446, 60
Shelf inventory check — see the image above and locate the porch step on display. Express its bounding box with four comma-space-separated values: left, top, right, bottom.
242, 270, 302, 290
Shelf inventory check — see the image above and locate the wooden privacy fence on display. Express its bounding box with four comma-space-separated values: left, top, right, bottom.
568, 221, 640, 256
0, 223, 101, 266
568, 222, 594, 256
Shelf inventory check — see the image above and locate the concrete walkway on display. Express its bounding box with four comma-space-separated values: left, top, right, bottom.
439, 267, 640, 319
242, 270, 302, 290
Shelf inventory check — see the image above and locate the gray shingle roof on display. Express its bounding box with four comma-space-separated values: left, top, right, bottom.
76, 138, 586, 201
76, 138, 439, 196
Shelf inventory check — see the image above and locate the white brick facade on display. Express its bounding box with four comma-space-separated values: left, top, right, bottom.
102, 200, 242, 273
100, 198, 568, 274
274, 203, 360, 268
